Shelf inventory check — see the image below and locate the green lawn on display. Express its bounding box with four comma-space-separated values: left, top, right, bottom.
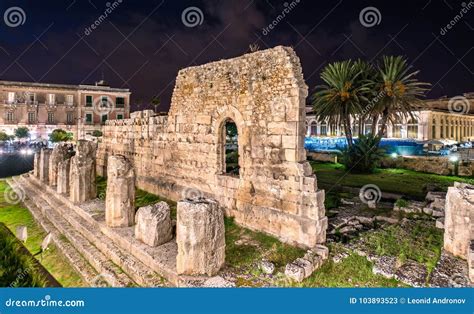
0, 180, 85, 287
311, 161, 474, 200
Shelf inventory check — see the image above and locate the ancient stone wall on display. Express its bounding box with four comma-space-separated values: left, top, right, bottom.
381, 156, 474, 177
97, 46, 326, 248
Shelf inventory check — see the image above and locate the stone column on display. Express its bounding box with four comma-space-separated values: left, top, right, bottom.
176, 198, 225, 276
444, 182, 474, 259
105, 155, 136, 227
33, 152, 40, 178
39, 149, 52, 184
48, 143, 70, 187
69, 140, 97, 204
57, 158, 71, 195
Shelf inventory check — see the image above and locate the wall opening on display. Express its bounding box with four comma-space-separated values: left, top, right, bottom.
223, 119, 240, 176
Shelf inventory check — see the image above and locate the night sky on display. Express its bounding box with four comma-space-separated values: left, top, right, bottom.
0, 0, 472, 111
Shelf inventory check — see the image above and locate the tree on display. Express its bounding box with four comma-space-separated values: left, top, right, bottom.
92, 130, 103, 137
151, 97, 160, 113
49, 129, 73, 143
0, 131, 9, 142
14, 127, 30, 140
311, 60, 372, 148
374, 56, 430, 138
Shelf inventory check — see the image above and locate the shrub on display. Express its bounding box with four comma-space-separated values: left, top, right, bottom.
49, 129, 73, 143
92, 130, 103, 137
395, 198, 408, 208
341, 134, 385, 173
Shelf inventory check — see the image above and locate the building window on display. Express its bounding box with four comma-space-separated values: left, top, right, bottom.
117, 114, 124, 120
392, 124, 402, 138
432, 118, 436, 139
7, 92, 15, 104
67, 112, 74, 124
6, 112, 14, 122
440, 119, 444, 138
320, 124, 327, 136
407, 118, 418, 139
27, 92, 36, 104
310, 122, 317, 136
101, 96, 108, 107
47, 112, 55, 124
86, 95, 93, 107
66, 95, 74, 105
223, 119, 239, 176
101, 114, 108, 124
85, 113, 93, 124
116, 97, 125, 108
48, 94, 56, 105
28, 112, 36, 124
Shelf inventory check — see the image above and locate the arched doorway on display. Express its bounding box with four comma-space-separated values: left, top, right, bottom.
223, 119, 239, 176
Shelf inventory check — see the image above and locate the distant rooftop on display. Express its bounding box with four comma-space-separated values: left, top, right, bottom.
0, 80, 130, 93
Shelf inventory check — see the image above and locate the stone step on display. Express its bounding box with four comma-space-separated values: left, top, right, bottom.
6, 178, 100, 286
20, 175, 166, 287
11, 176, 135, 287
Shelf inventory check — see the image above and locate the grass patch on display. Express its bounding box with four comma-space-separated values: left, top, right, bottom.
0, 223, 49, 287
225, 217, 304, 269
0, 180, 85, 287
357, 221, 443, 275
311, 161, 474, 200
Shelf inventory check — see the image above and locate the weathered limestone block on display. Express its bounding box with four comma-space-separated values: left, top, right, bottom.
48, 143, 70, 187
57, 158, 71, 195
69, 140, 97, 204
176, 198, 225, 276
469, 241, 474, 283
33, 152, 40, 177
39, 149, 52, 183
106, 155, 136, 227
135, 202, 172, 246
443, 182, 474, 259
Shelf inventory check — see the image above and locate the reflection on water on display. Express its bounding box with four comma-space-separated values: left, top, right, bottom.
0, 153, 34, 178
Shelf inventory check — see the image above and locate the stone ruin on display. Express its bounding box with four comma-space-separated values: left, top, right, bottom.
97, 46, 327, 248
105, 155, 136, 227
70, 140, 97, 204
38, 148, 51, 184
443, 182, 474, 282
48, 143, 71, 187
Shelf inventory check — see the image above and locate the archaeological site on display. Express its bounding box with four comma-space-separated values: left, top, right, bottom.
4, 47, 474, 288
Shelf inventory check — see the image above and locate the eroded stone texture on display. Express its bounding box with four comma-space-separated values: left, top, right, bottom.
135, 202, 172, 246
443, 182, 474, 259
105, 155, 135, 227
69, 140, 97, 204
49, 143, 71, 187
39, 149, 52, 184
176, 198, 225, 276
96, 46, 327, 248
57, 158, 71, 195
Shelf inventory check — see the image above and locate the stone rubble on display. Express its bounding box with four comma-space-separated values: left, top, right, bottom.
135, 202, 172, 247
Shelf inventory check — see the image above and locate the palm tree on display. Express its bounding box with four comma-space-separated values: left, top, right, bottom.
374, 56, 430, 138
311, 60, 372, 148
